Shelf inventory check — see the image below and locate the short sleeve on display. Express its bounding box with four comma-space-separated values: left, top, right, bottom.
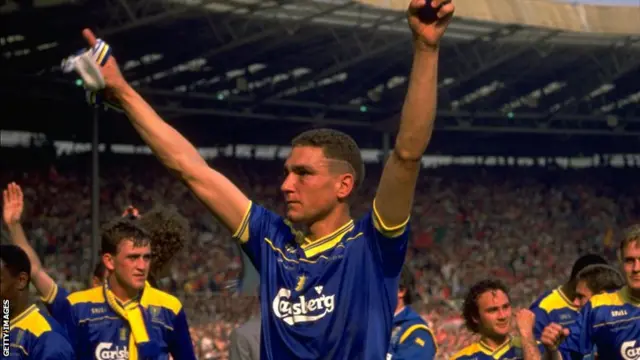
31, 331, 75, 360
364, 199, 411, 277
40, 283, 77, 345
232, 201, 285, 272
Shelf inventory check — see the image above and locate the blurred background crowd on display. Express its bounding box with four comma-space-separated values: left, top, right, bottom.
2, 146, 638, 359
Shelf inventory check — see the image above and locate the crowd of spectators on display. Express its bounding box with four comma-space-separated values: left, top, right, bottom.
2, 147, 638, 359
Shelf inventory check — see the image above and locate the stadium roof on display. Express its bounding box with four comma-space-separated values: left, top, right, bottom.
1, 0, 639, 156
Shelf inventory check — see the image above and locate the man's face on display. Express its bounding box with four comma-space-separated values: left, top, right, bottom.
0, 260, 14, 302
621, 240, 640, 291
280, 146, 353, 224
475, 289, 512, 338
0, 260, 27, 303
573, 279, 593, 308
104, 239, 151, 292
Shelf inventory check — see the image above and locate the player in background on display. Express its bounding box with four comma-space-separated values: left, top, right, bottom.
73, 0, 454, 358
0, 244, 75, 360
451, 279, 544, 360
387, 266, 437, 360
46, 217, 197, 359
3, 182, 196, 359
558, 263, 625, 360
3, 182, 185, 301
529, 254, 608, 347
572, 264, 625, 309
540, 224, 640, 360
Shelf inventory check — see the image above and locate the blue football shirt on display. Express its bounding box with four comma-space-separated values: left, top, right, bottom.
562, 286, 640, 360
8, 304, 75, 360
233, 200, 410, 360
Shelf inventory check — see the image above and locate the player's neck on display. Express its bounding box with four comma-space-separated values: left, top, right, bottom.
108, 277, 141, 303
560, 283, 575, 301
306, 204, 352, 241
629, 286, 640, 300
9, 297, 30, 322
480, 333, 509, 350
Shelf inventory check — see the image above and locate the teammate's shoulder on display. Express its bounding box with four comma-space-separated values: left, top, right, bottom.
536, 288, 575, 313
143, 286, 183, 314
451, 342, 483, 360
588, 287, 626, 309
67, 285, 104, 305
13, 306, 54, 337
399, 320, 435, 342
530, 289, 553, 308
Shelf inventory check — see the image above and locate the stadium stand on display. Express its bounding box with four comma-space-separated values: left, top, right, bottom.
2, 0, 639, 358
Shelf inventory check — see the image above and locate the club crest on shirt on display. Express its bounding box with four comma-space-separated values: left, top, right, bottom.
149, 306, 161, 321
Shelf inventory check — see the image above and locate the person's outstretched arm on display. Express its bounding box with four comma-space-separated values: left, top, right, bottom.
2, 182, 56, 298
80, 29, 250, 234
375, 0, 454, 229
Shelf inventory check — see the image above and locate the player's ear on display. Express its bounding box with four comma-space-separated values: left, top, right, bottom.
103, 253, 115, 272
335, 172, 355, 200
17, 271, 29, 291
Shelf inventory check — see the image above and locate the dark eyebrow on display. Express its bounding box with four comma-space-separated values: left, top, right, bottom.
284, 164, 315, 173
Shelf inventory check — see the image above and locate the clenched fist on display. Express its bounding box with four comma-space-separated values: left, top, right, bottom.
515, 309, 536, 337
540, 323, 570, 351
407, 0, 455, 50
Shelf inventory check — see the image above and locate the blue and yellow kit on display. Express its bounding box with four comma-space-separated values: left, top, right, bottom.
8, 304, 75, 360
41, 281, 196, 360
386, 306, 437, 360
529, 286, 583, 359
234, 201, 410, 360
529, 286, 579, 338
562, 286, 640, 360
451, 336, 545, 360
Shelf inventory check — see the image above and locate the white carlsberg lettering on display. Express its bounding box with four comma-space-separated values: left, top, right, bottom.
95, 342, 129, 360
612, 310, 628, 317
621, 341, 640, 360
272, 288, 335, 326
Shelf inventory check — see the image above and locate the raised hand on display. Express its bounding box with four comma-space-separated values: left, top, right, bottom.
81, 28, 128, 92
515, 309, 536, 338
407, 0, 455, 50
540, 323, 570, 351
3, 182, 24, 226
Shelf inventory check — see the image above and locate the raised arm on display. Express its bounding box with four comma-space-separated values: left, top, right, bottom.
374, 0, 454, 227
516, 309, 542, 360
81, 29, 250, 233
2, 182, 56, 299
